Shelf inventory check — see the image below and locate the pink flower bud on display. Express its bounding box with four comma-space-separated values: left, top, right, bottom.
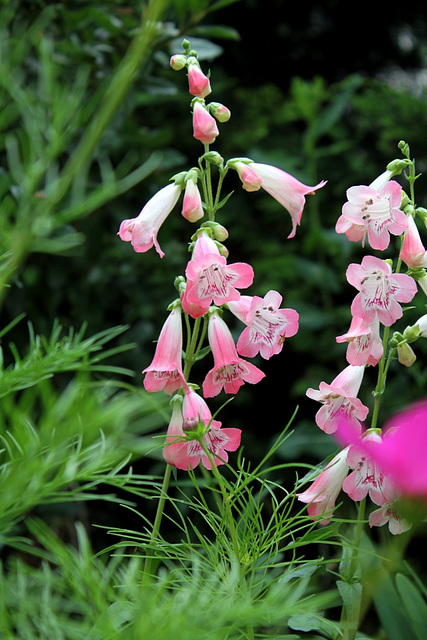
181, 179, 204, 222
188, 63, 211, 98
170, 54, 187, 70
192, 101, 219, 145
209, 102, 231, 123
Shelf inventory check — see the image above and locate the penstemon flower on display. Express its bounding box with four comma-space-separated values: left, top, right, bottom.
229, 159, 327, 238
142, 303, 188, 395
297, 448, 350, 525
369, 500, 412, 535
336, 179, 408, 250
203, 309, 265, 397
228, 290, 299, 359
346, 255, 417, 326
181, 175, 204, 222
336, 315, 383, 366
306, 365, 369, 435
187, 61, 212, 99
118, 182, 182, 258
184, 233, 254, 315
192, 100, 219, 145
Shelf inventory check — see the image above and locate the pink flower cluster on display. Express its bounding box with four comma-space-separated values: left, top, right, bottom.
117, 45, 311, 472
301, 163, 424, 533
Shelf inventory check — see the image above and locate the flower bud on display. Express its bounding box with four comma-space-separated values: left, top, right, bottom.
209, 102, 231, 123
386, 158, 409, 175
188, 63, 211, 99
170, 54, 187, 70
416, 207, 427, 228
203, 151, 224, 166
192, 100, 219, 145
201, 220, 229, 241
397, 342, 416, 367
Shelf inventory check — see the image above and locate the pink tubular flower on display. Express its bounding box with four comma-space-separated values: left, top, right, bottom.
306, 365, 369, 435
181, 178, 204, 222
163, 393, 241, 471
336, 400, 427, 498
188, 63, 211, 98
193, 101, 219, 145
336, 180, 407, 250
336, 316, 383, 366
118, 182, 181, 258
400, 214, 427, 268
232, 161, 326, 238
346, 255, 417, 326
185, 234, 254, 314
203, 310, 265, 397
342, 432, 395, 505
297, 448, 350, 525
142, 304, 188, 395
228, 290, 299, 359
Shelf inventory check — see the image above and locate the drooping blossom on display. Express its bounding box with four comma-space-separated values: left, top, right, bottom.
336, 400, 427, 498
203, 310, 265, 397
336, 180, 407, 250
181, 177, 204, 222
306, 365, 369, 435
400, 215, 427, 296
230, 160, 326, 238
297, 448, 350, 525
342, 431, 395, 505
228, 290, 299, 359
187, 63, 211, 99
193, 100, 219, 145
142, 303, 187, 395
369, 500, 412, 535
336, 316, 383, 366
118, 182, 182, 258
184, 233, 254, 315
346, 255, 417, 326
162, 392, 241, 470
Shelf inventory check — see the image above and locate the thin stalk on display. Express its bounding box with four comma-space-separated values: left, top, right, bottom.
143, 462, 172, 578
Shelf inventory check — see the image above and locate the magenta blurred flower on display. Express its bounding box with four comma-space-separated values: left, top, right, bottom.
118, 183, 181, 258
336, 316, 383, 366
336, 180, 407, 250
297, 448, 350, 525
231, 160, 326, 238
306, 365, 369, 435
336, 401, 427, 498
142, 304, 187, 395
203, 310, 265, 397
228, 290, 299, 359
346, 255, 417, 326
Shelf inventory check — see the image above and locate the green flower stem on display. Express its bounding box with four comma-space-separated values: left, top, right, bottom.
370, 325, 390, 431
340, 498, 366, 640
183, 315, 202, 379
143, 461, 172, 579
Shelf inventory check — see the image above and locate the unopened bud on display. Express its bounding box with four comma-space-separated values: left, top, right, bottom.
203, 151, 224, 166
397, 342, 416, 367
416, 207, 427, 227
182, 416, 200, 433
209, 102, 231, 123
170, 54, 187, 70
386, 158, 409, 175
201, 220, 229, 241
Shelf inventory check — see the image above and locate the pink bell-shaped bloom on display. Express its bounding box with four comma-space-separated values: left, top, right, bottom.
192, 100, 219, 145
336, 400, 427, 498
336, 316, 383, 366
232, 161, 326, 238
342, 432, 396, 505
181, 178, 204, 222
188, 63, 211, 99
118, 182, 181, 258
185, 233, 254, 315
400, 214, 427, 268
203, 310, 265, 397
297, 448, 350, 525
142, 304, 187, 395
346, 255, 417, 326
369, 501, 412, 535
228, 290, 299, 359
163, 392, 241, 470
336, 180, 408, 251
306, 365, 369, 435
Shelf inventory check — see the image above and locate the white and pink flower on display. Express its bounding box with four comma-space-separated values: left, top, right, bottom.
181, 177, 204, 222
118, 182, 182, 258
188, 63, 211, 99
228, 290, 299, 359
297, 448, 350, 525
203, 310, 265, 397
336, 316, 383, 366
306, 365, 369, 435
346, 255, 417, 326
192, 100, 219, 145
230, 160, 326, 238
